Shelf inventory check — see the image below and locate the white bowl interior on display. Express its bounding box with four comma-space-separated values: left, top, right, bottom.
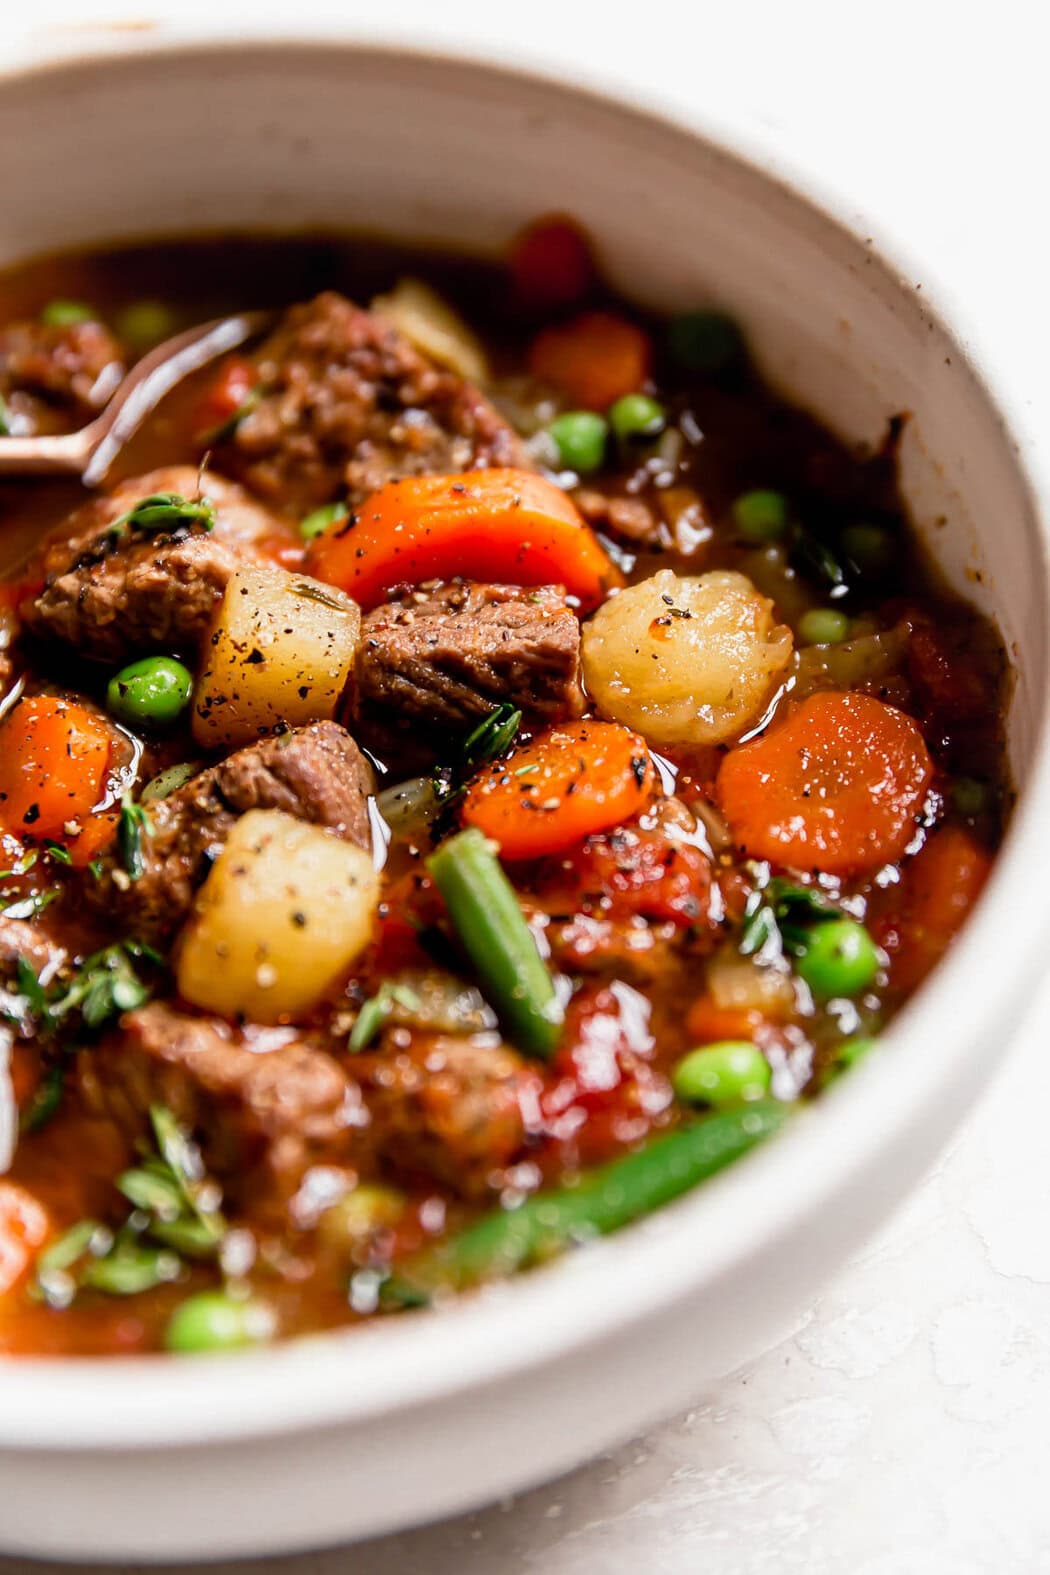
0, 40, 1045, 1563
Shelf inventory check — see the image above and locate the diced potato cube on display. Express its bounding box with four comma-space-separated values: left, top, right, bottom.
176, 809, 380, 1024
192, 565, 360, 749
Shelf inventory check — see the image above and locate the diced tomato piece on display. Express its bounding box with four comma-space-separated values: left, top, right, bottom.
0, 1182, 49, 1294
371, 873, 443, 974
510, 215, 595, 311
538, 822, 713, 927
193, 354, 257, 438
540, 982, 671, 1166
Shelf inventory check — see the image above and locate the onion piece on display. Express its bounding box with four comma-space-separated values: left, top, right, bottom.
376, 775, 441, 836
371, 277, 489, 385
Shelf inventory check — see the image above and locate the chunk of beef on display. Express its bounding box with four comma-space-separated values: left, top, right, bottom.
0, 317, 125, 433
0, 917, 64, 982
219, 292, 525, 512
357, 1030, 542, 1197
355, 581, 584, 729
23, 466, 290, 664
84, 722, 374, 943
79, 1003, 367, 1203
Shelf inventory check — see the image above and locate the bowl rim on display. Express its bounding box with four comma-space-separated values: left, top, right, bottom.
1, 28, 1048, 1451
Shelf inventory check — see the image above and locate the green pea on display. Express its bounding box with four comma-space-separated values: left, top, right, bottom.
39, 299, 96, 327
609, 393, 665, 442
951, 777, 989, 817
115, 299, 178, 350
798, 608, 851, 646
672, 1041, 772, 1108
667, 310, 743, 374
300, 501, 351, 541
795, 918, 882, 999
732, 488, 789, 543
841, 523, 895, 577
164, 1290, 273, 1354
107, 656, 193, 730
548, 411, 609, 474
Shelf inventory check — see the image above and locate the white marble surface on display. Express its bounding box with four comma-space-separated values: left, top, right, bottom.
2, 2, 1049, 1568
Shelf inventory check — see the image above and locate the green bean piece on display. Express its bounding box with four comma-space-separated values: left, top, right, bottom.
548, 411, 608, 474
672, 1042, 772, 1107
382, 1101, 787, 1305
732, 489, 789, 543
425, 827, 562, 1058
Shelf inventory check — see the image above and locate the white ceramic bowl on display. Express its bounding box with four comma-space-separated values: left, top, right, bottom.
0, 32, 1048, 1564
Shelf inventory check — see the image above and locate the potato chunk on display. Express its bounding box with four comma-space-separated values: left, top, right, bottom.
193, 565, 360, 749
176, 809, 380, 1024
581, 568, 793, 748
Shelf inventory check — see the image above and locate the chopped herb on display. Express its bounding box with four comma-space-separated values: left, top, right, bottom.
202, 383, 262, 444
792, 530, 850, 595
140, 761, 200, 803
290, 579, 351, 611
44, 841, 73, 867
432, 703, 522, 807
740, 874, 840, 958
349, 981, 423, 1051
33, 1106, 225, 1308
6, 940, 158, 1038
1, 888, 58, 921
108, 490, 217, 542
18, 1059, 66, 1134
117, 791, 152, 881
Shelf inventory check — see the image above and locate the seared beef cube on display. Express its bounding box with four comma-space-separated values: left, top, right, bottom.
23, 466, 288, 664
0, 917, 65, 982
219, 292, 525, 512
79, 1002, 366, 1202
84, 721, 374, 943
0, 317, 124, 429
355, 582, 585, 728
358, 1030, 542, 1197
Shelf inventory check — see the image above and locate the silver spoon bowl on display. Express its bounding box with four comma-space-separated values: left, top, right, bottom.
0, 311, 270, 485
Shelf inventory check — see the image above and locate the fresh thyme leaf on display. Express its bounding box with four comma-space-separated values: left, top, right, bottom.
461, 704, 522, 770
18, 1059, 66, 1134
792, 530, 849, 593
202, 383, 262, 444
290, 579, 350, 611
117, 791, 152, 881
739, 874, 841, 958
6, 941, 156, 1040
140, 761, 200, 803
108, 490, 217, 542
432, 703, 522, 809
148, 1104, 225, 1246
43, 841, 73, 866
80, 1240, 182, 1296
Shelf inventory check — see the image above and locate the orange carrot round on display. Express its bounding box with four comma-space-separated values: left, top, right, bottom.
461, 720, 655, 861
528, 311, 651, 410
715, 691, 934, 876
0, 1181, 49, 1295
306, 468, 617, 612
0, 696, 116, 860
884, 824, 993, 991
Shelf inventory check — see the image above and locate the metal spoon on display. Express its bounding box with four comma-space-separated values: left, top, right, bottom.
0, 311, 270, 486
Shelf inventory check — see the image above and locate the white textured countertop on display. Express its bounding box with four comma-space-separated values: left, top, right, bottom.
2, 2, 1047, 1569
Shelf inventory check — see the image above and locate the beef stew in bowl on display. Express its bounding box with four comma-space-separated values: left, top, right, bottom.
0, 222, 1008, 1356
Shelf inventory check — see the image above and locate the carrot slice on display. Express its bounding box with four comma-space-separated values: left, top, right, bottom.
881, 824, 993, 991
0, 1181, 49, 1294
528, 312, 651, 410
306, 468, 617, 612
0, 695, 116, 861
715, 691, 934, 876
685, 998, 764, 1046
462, 720, 655, 860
